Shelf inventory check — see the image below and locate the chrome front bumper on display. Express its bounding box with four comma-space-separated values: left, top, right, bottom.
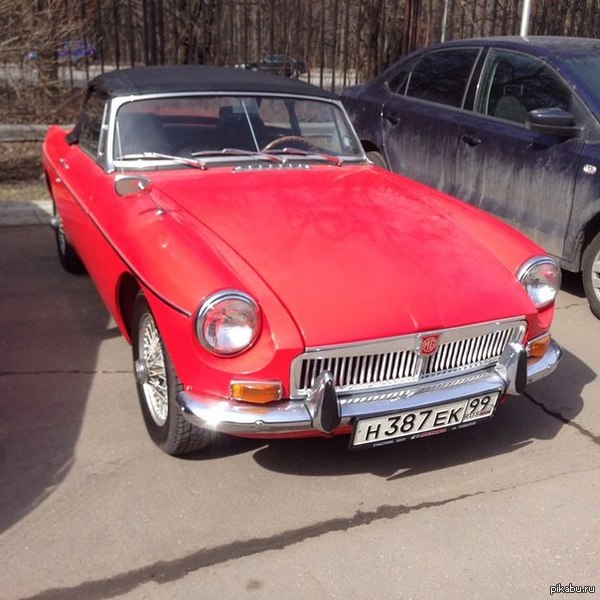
176, 339, 561, 436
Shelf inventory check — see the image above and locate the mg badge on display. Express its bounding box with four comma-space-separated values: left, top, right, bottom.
420, 334, 441, 356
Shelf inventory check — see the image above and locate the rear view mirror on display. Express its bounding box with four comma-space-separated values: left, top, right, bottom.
526, 107, 581, 138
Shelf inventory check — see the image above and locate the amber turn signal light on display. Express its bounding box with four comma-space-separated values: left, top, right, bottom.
527, 333, 551, 361
230, 381, 283, 404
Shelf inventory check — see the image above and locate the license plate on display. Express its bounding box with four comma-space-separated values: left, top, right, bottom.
351, 392, 499, 449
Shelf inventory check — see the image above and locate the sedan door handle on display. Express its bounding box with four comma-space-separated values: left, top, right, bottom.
460, 134, 482, 147
58, 158, 70, 170
384, 113, 402, 126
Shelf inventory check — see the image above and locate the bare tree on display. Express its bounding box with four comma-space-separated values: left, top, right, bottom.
5, 0, 600, 124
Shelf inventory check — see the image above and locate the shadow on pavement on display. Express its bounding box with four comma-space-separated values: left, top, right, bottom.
0, 226, 108, 533
249, 345, 592, 479
561, 269, 585, 299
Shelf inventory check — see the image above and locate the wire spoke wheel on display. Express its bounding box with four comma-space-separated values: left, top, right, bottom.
138, 313, 169, 426
132, 294, 211, 455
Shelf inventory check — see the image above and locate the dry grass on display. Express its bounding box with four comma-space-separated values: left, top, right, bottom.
0, 140, 46, 202
0, 179, 48, 202
0, 83, 82, 202
0, 141, 43, 180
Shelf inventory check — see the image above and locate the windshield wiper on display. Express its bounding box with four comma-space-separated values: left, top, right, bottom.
191, 148, 284, 164
115, 152, 207, 169
264, 148, 344, 166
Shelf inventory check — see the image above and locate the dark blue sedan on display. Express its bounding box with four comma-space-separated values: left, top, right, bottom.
343, 36, 600, 318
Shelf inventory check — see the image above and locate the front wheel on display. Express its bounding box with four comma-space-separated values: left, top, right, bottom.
582, 231, 600, 319
132, 294, 211, 455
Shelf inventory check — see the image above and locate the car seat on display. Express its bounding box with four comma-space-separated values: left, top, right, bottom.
115, 112, 172, 156
216, 106, 267, 151
494, 95, 527, 123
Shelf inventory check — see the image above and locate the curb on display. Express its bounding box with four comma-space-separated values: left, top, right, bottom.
0, 124, 49, 142
0, 200, 52, 226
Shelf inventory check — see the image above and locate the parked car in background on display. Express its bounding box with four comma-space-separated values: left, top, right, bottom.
43, 65, 561, 455
25, 40, 97, 65
236, 54, 307, 77
57, 40, 98, 63
343, 36, 600, 318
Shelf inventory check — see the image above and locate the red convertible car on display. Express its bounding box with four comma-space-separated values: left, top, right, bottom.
43, 65, 562, 455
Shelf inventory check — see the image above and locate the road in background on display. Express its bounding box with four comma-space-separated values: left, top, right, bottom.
0, 225, 598, 600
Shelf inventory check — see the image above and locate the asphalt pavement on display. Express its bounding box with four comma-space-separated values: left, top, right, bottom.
0, 198, 52, 226
0, 218, 598, 600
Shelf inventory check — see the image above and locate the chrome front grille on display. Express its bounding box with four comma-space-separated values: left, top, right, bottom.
421, 328, 518, 375
297, 350, 420, 393
290, 319, 526, 398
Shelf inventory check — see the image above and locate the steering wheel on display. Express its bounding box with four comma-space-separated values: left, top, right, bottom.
262, 135, 320, 153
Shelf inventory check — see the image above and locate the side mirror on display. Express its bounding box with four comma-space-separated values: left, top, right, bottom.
114, 175, 152, 197
526, 107, 581, 139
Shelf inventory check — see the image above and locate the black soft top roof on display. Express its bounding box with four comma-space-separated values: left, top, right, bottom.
66, 65, 339, 145
88, 65, 338, 100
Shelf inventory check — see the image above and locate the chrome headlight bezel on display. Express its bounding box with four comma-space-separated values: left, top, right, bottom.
517, 256, 561, 310
196, 290, 261, 356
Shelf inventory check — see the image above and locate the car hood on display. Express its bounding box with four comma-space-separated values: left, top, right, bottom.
155, 165, 537, 346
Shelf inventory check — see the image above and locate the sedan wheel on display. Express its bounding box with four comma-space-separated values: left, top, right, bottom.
132, 294, 211, 454
366, 150, 388, 169
583, 232, 600, 319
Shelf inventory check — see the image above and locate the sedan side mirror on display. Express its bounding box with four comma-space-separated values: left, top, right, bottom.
526, 107, 581, 139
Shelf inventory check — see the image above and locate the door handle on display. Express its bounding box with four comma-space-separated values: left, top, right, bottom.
460, 134, 482, 147
384, 113, 402, 126
58, 158, 70, 170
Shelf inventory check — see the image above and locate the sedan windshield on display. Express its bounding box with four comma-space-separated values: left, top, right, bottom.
113, 94, 364, 167
564, 55, 600, 102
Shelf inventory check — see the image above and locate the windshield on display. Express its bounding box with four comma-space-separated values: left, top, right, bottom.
564, 55, 600, 100
113, 94, 364, 167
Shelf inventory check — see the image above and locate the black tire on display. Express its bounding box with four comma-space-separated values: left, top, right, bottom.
131, 294, 211, 455
52, 204, 85, 274
582, 231, 600, 319
366, 150, 389, 169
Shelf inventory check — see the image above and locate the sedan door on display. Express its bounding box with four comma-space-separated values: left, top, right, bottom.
380, 47, 482, 191
453, 48, 585, 258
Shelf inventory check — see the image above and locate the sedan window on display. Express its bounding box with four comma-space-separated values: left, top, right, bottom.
385, 59, 416, 95
565, 55, 600, 100
404, 48, 480, 108
477, 49, 571, 124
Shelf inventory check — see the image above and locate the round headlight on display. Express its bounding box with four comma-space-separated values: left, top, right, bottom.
518, 257, 561, 309
196, 290, 261, 356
